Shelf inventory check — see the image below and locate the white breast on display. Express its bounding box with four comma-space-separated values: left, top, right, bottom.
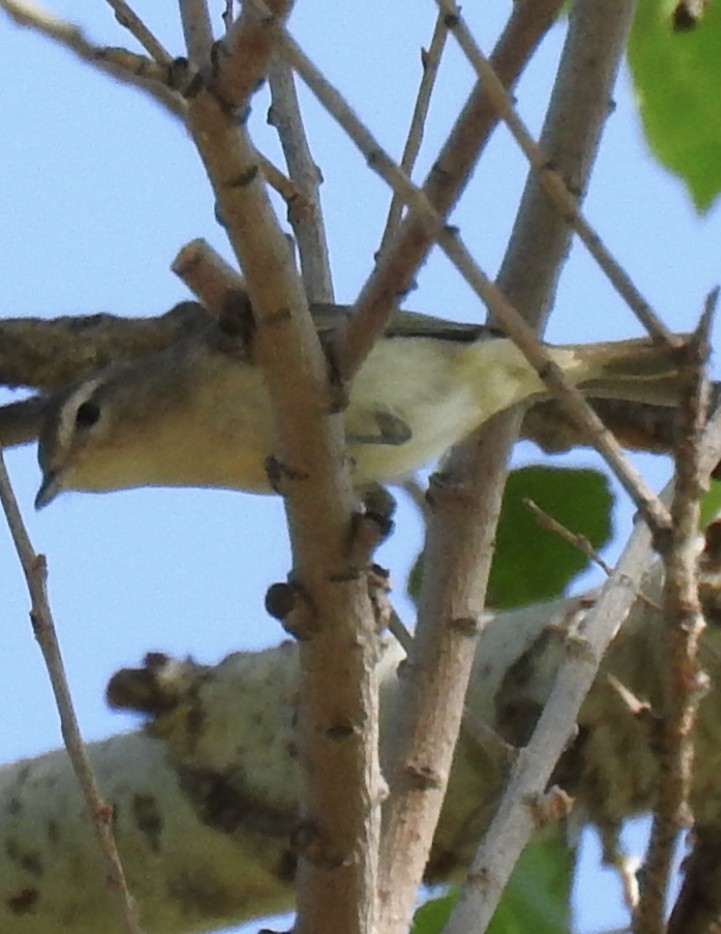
346, 337, 584, 485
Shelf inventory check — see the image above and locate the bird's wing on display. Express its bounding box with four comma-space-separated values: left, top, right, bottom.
310, 303, 492, 342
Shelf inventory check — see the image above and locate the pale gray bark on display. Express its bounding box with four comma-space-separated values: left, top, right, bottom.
3, 571, 720, 934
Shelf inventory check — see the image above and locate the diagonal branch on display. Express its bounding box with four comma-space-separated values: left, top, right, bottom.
437, 0, 676, 345
0, 452, 144, 934
378, 11, 449, 254
0, 0, 186, 116
336, 0, 564, 380
102, 0, 171, 63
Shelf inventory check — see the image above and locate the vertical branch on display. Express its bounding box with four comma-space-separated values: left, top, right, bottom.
179, 0, 215, 66
378, 412, 522, 934
180, 5, 381, 932
636, 304, 714, 934
268, 59, 335, 302
0, 450, 143, 934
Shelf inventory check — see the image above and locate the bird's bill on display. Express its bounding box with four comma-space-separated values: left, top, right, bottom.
35, 470, 62, 510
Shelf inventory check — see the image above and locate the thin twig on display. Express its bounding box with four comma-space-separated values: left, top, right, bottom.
103, 0, 172, 64
524, 497, 614, 576
436, 0, 677, 347
257, 152, 309, 204
600, 825, 642, 912
378, 11, 448, 254
268, 58, 334, 302
0, 449, 144, 934
636, 298, 715, 934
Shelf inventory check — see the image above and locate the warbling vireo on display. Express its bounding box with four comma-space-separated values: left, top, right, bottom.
34, 304, 685, 509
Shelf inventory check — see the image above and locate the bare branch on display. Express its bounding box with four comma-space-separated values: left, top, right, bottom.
378, 11, 448, 254
172, 238, 246, 315
637, 299, 715, 934
0, 396, 46, 447
0, 303, 211, 391
182, 5, 384, 928
386, 2, 639, 930
179, 0, 214, 66
0, 452, 143, 934
0, 0, 186, 117
437, 0, 676, 346
268, 59, 334, 302
336, 0, 565, 381
209, 0, 292, 114
103, 0, 172, 63
524, 497, 614, 576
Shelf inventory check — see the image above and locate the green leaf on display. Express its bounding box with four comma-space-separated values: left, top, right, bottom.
411, 836, 574, 934
486, 465, 613, 609
411, 888, 458, 933
629, 0, 721, 211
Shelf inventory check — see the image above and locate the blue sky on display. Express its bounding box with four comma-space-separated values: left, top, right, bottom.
1, 2, 719, 931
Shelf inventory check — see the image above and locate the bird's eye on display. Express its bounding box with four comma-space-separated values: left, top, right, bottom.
75, 401, 101, 429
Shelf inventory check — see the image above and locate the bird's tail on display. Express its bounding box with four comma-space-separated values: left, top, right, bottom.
569, 334, 691, 406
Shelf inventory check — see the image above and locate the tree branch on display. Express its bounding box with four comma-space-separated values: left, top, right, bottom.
378, 11, 448, 254
103, 0, 172, 63
5, 565, 721, 932
383, 2, 639, 930
334, 0, 564, 380
438, 0, 676, 345
0, 0, 186, 117
0, 452, 142, 934
180, 3, 383, 929
636, 303, 714, 934
268, 59, 334, 303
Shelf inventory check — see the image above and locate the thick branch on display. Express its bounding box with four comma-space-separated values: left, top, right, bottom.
4, 570, 721, 933
0, 303, 212, 391
181, 7, 382, 930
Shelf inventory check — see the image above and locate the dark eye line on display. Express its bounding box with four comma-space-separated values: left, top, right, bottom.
75, 401, 101, 429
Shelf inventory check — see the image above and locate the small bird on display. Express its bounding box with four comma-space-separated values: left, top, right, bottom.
35, 304, 685, 509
